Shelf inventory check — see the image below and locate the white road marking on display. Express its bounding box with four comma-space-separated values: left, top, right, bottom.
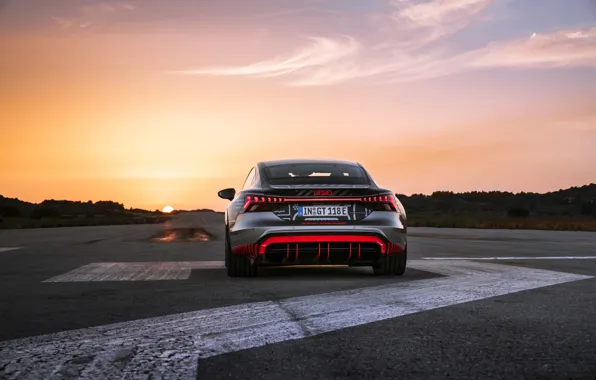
422, 256, 596, 260
0, 247, 22, 253
2, 260, 592, 379
43, 261, 225, 282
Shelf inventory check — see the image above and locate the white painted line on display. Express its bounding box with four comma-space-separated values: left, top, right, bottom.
422, 256, 596, 260
43, 261, 225, 282
0, 247, 22, 253
2, 260, 592, 379
188, 260, 225, 269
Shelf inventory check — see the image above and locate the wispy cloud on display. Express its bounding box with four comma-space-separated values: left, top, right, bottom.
553, 113, 596, 132
52, 1, 136, 30
390, 0, 493, 45
81, 1, 137, 14
386, 25, 596, 83
175, 35, 361, 84
244, 4, 329, 20
51, 16, 74, 30
470, 27, 596, 68
177, 0, 596, 86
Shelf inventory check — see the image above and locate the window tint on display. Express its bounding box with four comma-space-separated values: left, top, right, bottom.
265, 163, 369, 185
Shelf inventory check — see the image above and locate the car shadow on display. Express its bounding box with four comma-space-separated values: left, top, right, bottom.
250, 266, 441, 281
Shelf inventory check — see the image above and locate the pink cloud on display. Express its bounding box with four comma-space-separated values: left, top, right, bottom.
176, 0, 596, 86
52, 1, 136, 30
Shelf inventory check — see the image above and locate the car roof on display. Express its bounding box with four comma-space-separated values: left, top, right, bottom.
260, 158, 361, 167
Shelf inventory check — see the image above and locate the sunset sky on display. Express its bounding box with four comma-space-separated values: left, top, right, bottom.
1, 0, 595, 211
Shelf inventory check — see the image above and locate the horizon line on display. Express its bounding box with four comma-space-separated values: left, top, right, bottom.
2, 182, 594, 212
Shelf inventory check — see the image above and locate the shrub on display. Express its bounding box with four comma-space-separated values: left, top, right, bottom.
0, 206, 20, 217
581, 202, 596, 217
31, 206, 61, 219
507, 207, 530, 218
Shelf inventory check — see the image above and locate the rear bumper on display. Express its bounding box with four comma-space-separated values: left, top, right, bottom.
256, 234, 404, 267
228, 212, 406, 266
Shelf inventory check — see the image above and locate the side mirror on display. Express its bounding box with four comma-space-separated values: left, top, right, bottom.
218, 188, 236, 201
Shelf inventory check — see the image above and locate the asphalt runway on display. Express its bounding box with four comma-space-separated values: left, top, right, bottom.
1, 212, 595, 379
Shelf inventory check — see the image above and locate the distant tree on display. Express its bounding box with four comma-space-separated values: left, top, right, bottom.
581, 202, 596, 217
507, 207, 530, 218
31, 206, 61, 219
95, 201, 125, 211
431, 191, 455, 199
0, 206, 20, 217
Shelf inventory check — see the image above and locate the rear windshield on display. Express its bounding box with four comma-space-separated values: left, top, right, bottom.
264, 163, 370, 185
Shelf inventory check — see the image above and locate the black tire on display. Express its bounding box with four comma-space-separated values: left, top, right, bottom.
373, 248, 407, 276
224, 229, 231, 269
226, 232, 257, 277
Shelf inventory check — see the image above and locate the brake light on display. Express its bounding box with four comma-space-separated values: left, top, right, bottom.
240, 193, 402, 213
242, 195, 286, 213
362, 194, 398, 212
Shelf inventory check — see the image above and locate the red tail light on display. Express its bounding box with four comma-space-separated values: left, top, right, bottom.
240, 192, 402, 214
361, 193, 398, 212
242, 195, 286, 213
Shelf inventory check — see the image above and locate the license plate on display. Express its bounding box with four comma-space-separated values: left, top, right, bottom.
298, 205, 348, 217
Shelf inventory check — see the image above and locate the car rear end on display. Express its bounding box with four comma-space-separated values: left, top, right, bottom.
227, 161, 407, 276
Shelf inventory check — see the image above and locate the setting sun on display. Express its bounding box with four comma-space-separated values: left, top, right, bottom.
162, 206, 174, 213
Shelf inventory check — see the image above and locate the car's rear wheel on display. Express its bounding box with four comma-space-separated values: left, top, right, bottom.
228, 253, 258, 277
373, 247, 407, 276
226, 231, 257, 277
224, 229, 231, 269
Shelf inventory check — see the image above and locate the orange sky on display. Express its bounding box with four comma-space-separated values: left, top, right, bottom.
1, 0, 595, 211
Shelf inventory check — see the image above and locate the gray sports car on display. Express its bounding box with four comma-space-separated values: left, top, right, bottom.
217, 159, 407, 277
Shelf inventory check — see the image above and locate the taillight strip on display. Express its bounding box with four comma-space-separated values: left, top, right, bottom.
242, 193, 399, 213
283, 197, 363, 202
